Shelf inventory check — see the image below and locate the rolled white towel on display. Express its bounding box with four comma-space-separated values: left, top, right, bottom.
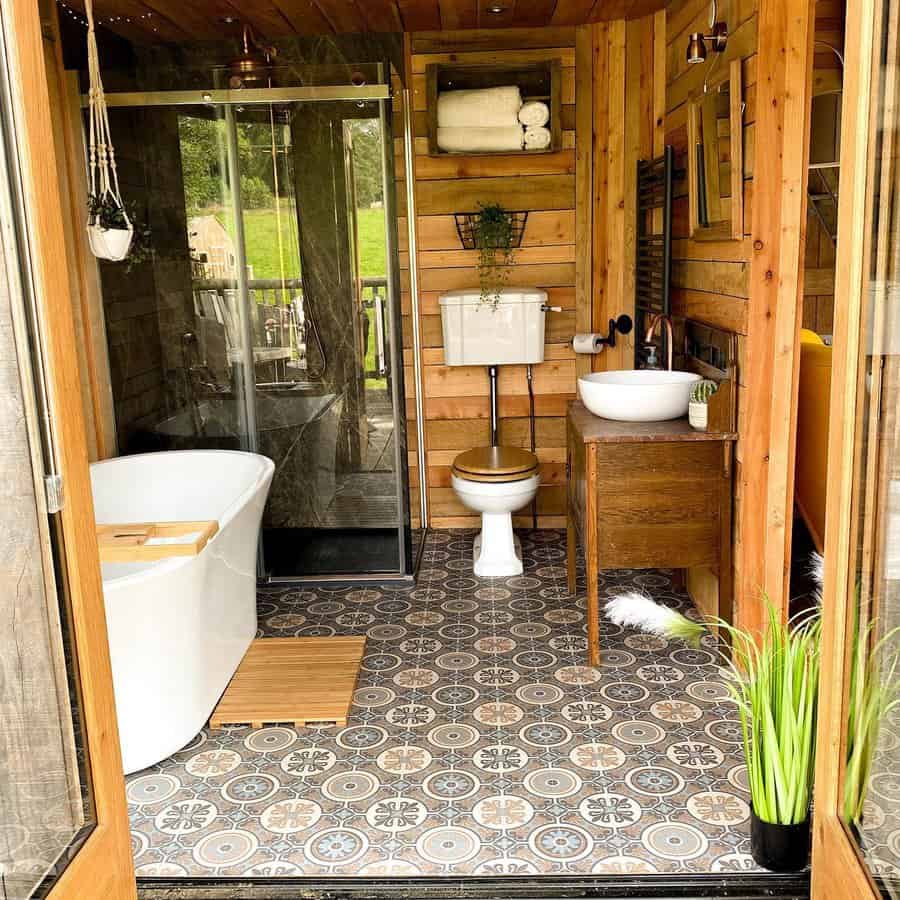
523, 126, 552, 150
437, 86, 522, 129
437, 126, 525, 153
518, 100, 550, 127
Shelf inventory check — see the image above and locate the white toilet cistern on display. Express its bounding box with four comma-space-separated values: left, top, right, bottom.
439, 288, 559, 577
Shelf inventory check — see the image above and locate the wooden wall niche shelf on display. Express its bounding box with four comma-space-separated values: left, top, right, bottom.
426, 59, 562, 156
681, 318, 739, 434
566, 402, 736, 666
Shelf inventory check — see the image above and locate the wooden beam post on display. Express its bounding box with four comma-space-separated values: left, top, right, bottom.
737, 0, 817, 634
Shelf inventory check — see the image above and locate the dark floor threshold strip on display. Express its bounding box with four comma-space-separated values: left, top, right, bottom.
137, 873, 810, 900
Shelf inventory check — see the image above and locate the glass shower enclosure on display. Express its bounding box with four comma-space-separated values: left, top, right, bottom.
99, 70, 413, 581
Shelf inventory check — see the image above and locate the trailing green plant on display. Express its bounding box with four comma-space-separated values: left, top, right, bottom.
606, 591, 820, 826
473, 202, 517, 309
122, 204, 153, 273
690, 378, 719, 404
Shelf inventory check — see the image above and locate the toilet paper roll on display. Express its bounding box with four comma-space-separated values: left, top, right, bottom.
572, 333, 605, 354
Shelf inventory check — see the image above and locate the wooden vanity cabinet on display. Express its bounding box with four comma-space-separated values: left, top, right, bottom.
566, 401, 736, 665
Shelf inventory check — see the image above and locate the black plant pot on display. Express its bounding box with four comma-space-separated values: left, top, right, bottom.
750, 808, 811, 872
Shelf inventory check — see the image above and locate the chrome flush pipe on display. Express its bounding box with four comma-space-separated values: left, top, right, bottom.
488, 365, 499, 447
645, 313, 675, 371
527, 364, 537, 530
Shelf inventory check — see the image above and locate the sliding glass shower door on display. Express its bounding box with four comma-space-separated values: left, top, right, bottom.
103, 75, 412, 581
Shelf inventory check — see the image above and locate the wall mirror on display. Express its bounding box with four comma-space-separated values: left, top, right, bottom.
688, 59, 743, 241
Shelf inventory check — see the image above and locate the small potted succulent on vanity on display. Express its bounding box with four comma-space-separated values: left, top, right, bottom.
606, 591, 820, 872
688, 378, 719, 431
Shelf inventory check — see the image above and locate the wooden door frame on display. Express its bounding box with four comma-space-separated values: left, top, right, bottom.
810, 0, 882, 890
0, 0, 136, 896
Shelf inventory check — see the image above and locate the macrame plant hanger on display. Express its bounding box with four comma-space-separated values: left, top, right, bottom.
85, 0, 133, 261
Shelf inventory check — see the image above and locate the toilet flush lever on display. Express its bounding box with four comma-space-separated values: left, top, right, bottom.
542, 304, 562, 313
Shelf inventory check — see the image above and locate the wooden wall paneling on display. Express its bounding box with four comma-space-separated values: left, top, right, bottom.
591, 22, 610, 376
737, 0, 816, 633
622, 19, 642, 367
575, 24, 595, 379
412, 27, 578, 54
590, 15, 662, 374
410, 29, 580, 528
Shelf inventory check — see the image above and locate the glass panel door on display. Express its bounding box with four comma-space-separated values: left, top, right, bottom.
111, 81, 411, 581
811, 0, 900, 892
0, 291, 97, 897
836, 7, 900, 883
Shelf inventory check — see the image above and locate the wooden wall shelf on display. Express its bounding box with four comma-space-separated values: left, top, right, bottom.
426, 59, 562, 157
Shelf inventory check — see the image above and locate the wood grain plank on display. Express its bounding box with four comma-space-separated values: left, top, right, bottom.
417, 261, 576, 291
417, 210, 576, 249
415, 150, 576, 180
396, 0, 441, 29
418, 244, 575, 268
412, 27, 578, 53
671, 288, 749, 334
411, 46, 577, 72
416, 174, 576, 215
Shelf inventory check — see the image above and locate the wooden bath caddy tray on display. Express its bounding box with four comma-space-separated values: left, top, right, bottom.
96, 520, 219, 563
209, 637, 367, 730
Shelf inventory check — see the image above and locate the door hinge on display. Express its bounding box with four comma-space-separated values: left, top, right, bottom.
45, 474, 64, 513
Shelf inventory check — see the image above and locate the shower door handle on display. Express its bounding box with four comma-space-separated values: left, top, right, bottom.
374, 293, 387, 377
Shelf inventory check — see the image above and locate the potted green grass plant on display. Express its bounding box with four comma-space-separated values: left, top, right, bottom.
606, 591, 820, 872
801, 551, 900, 830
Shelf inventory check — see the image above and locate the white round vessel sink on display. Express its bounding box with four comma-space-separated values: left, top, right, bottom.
578, 370, 703, 422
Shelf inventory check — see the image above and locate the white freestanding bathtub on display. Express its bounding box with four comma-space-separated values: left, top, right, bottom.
90, 450, 274, 774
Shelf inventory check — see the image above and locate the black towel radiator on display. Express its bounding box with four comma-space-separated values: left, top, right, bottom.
634, 146, 674, 368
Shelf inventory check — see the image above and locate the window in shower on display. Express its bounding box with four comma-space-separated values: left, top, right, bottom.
96, 73, 412, 581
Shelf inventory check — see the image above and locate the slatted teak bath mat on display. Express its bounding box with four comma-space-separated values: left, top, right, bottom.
209, 637, 367, 730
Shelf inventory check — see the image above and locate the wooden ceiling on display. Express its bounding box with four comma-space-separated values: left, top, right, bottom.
59, 0, 666, 44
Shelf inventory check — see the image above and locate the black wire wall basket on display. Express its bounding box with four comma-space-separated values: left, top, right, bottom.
454, 210, 528, 250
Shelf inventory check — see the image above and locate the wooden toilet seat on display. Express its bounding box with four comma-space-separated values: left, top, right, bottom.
451, 446, 539, 483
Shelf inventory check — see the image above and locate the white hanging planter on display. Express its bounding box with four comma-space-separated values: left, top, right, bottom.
84, 0, 133, 263
87, 222, 133, 261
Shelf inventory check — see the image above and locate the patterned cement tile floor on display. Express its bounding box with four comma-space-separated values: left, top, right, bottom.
127, 529, 761, 878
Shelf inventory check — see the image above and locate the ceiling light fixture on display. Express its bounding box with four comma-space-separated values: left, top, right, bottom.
487, 4, 508, 13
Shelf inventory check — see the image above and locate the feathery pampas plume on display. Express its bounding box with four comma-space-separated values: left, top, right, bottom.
809, 551, 824, 605
604, 592, 706, 647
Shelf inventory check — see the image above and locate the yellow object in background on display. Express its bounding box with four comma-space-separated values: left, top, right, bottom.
794, 329, 832, 552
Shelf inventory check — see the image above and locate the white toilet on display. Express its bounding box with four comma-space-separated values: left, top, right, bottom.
439, 288, 548, 577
